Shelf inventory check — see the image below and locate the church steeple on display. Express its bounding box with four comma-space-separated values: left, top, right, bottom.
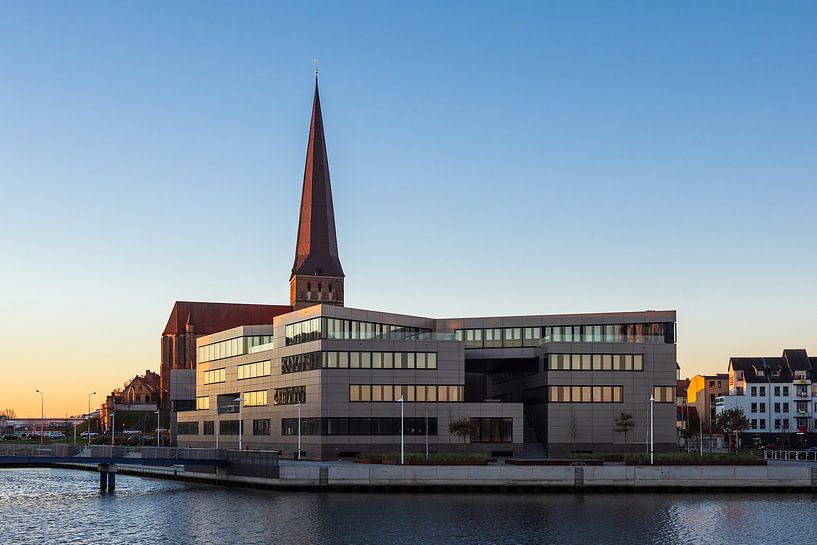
290, 74, 345, 309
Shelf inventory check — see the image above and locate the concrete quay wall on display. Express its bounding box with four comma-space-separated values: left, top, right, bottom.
55, 462, 817, 491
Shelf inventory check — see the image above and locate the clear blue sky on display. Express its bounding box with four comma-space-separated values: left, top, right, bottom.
1, 1, 815, 416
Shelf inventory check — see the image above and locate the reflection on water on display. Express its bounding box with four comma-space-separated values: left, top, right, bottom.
2, 468, 817, 544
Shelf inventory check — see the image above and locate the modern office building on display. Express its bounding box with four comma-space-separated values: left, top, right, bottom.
172, 76, 679, 459
717, 349, 817, 448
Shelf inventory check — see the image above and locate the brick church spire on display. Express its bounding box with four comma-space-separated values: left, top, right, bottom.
290, 71, 345, 309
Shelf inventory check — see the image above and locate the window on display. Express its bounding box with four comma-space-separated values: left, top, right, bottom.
759, 387, 766, 396
244, 390, 268, 407
273, 386, 306, 405
282, 352, 322, 374
775, 419, 781, 430
238, 360, 271, 380
751, 403, 757, 413
203, 421, 214, 435
760, 403, 766, 414
285, 318, 322, 345
774, 386, 780, 396
774, 403, 780, 413
750, 419, 757, 429
523, 327, 541, 347
783, 387, 790, 396
757, 370, 765, 377
219, 420, 239, 435
653, 386, 674, 403
470, 418, 513, 443
503, 328, 522, 347
203, 368, 226, 385
547, 385, 623, 402
484, 328, 502, 348
751, 386, 757, 397
783, 403, 789, 413
759, 419, 766, 430
196, 396, 210, 410
177, 422, 198, 435
252, 419, 271, 436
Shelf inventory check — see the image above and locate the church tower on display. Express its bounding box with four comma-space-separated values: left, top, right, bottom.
290, 74, 345, 309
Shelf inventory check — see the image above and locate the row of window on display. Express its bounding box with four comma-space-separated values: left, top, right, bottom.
285, 317, 433, 346
455, 322, 675, 348
746, 385, 816, 397
196, 396, 209, 410
198, 335, 273, 363
654, 386, 675, 403
349, 384, 464, 403
238, 360, 271, 380
282, 351, 439, 374
180, 417, 513, 443
549, 385, 624, 403
281, 417, 437, 436
203, 368, 226, 385
549, 354, 644, 372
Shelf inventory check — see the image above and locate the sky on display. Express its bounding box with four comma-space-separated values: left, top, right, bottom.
1, 2, 815, 418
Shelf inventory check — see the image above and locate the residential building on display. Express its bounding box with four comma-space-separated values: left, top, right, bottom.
717, 349, 817, 448
172, 77, 679, 459
100, 370, 161, 432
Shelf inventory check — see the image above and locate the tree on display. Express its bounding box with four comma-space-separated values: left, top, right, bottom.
448, 417, 478, 452
0, 409, 16, 419
715, 408, 749, 452
614, 412, 635, 452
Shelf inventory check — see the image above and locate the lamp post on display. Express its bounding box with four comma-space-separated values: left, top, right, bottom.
111, 406, 115, 447
295, 401, 302, 460
649, 394, 655, 465
87, 392, 96, 447
234, 397, 243, 450
398, 394, 404, 465
215, 405, 219, 450
35, 390, 43, 445
154, 409, 160, 447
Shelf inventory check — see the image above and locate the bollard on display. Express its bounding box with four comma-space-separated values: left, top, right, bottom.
108, 472, 115, 493
99, 471, 108, 493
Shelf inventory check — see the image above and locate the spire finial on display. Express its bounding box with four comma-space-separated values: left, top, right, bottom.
313, 57, 319, 77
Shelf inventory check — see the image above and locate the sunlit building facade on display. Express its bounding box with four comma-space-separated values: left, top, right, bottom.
172, 77, 678, 459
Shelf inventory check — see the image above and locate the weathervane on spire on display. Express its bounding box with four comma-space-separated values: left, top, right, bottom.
313, 57, 319, 77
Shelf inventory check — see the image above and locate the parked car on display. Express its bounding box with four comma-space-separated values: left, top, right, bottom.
2, 434, 21, 440
80, 432, 99, 439
123, 428, 141, 436
47, 432, 66, 439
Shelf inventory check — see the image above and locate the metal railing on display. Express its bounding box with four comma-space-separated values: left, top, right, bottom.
763, 450, 817, 461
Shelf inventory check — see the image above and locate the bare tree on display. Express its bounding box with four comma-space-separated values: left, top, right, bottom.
614, 412, 635, 452
0, 409, 16, 419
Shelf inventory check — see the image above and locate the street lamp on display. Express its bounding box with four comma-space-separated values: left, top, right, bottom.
87, 392, 96, 447
154, 409, 160, 447
35, 390, 43, 445
649, 394, 655, 465
397, 394, 404, 465
234, 397, 243, 450
295, 401, 302, 460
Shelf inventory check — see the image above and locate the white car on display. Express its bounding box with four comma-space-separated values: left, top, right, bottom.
80, 432, 99, 439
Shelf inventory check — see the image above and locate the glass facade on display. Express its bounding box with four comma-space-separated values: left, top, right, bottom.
282, 351, 438, 373
198, 335, 273, 363
548, 385, 624, 402
203, 368, 226, 385
349, 384, 464, 403
469, 417, 513, 443
237, 360, 271, 380
281, 417, 437, 436
454, 322, 675, 348
548, 354, 644, 371
286, 317, 433, 346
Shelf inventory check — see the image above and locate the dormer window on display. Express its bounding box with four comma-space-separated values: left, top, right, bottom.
757, 370, 765, 377
771, 370, 780, 378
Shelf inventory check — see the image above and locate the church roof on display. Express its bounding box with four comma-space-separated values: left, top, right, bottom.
291, 78, 344, 279
162, 301, 291, 336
